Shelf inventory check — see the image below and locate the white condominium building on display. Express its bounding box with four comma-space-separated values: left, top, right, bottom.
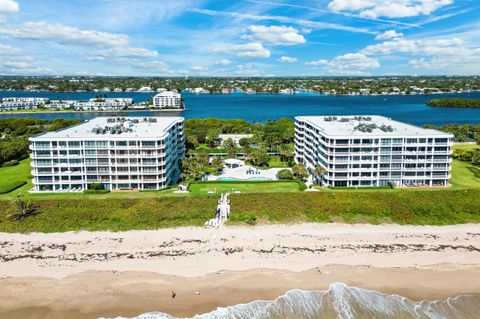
295, 115, 453, 188
29, 117, 185, 192
153, 91, 183, 108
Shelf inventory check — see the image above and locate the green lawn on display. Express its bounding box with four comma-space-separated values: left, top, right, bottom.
267, 156, 291, 168
449, 160, 480, 189
0, 158, 32, 194
189, 181, 304, 196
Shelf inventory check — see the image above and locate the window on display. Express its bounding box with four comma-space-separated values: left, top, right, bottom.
381, 138, 391, 144
85, 141, 96, 148
97, 141, 108, 148
392, 138, 403, 144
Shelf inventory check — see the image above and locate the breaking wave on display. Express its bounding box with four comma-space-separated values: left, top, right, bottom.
105, 283, 480, 319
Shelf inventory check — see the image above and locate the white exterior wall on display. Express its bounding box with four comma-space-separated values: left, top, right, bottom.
153, 92, 182, 108
29, 118, 185, 192
295, 117, 453, 188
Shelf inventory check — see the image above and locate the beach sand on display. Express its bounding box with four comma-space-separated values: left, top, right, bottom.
1, 223, 480, 318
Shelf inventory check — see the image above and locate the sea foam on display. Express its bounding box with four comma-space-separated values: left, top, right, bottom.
103, 283, 480, 319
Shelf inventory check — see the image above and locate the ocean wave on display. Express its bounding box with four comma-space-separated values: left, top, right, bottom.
103, 283, 480, 319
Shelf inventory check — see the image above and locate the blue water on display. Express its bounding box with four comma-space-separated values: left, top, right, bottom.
1, 91, 480, 125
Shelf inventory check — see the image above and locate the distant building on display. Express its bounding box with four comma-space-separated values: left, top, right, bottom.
138, 86, 153, 92
153, 91, 182, 108
295, 115, 453, 188
29, 117, 185, 192
0, 97, 48, 111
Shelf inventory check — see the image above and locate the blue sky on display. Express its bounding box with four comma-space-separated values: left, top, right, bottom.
0, 0, 479, 76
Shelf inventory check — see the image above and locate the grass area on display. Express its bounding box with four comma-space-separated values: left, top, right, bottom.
188, 181, 305, 196
1, 189, 479, 233
449, 160, 480, 189
228, 190, 480, 226
0, 197, 217, 233
267, 156, 291, 168
0, 158, 32, 194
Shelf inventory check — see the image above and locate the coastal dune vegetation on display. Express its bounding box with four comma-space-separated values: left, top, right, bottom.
1, 190, 480, 233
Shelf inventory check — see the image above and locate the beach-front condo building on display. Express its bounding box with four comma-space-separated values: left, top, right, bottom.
153, 91, 182, 108
29, 117, 185, 192
295, 116, 453, 187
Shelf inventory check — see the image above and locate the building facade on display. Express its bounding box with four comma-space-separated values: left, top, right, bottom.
29, 117, 185, 192
153, 91, 182, 108
295, 116, 453, 188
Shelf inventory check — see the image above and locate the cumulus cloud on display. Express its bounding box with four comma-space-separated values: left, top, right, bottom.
215, 59, 231, 65
0, 44, 21, 55
361, 37, 464, 55
375, 30, 403, 40
306, 53, 379, 74
0, 0, 18, 20
191, 65, 208, 71
278, 56, 298, 62
0, 21, 129, 47
327, 0, 454, 19
220, 42, 271, 58
89, 47, 159, 60
235, 63, 268, 76
243, 25, 306, 46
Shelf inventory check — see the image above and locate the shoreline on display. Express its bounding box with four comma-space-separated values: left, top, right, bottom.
1, 223, 479, 318
0, 109, 184, 115
1, 266, 480, 318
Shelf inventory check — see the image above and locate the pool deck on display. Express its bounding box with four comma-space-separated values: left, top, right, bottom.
206, 164, 289, 181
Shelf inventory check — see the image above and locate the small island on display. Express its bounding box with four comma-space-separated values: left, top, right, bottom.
426, 98, 480, 108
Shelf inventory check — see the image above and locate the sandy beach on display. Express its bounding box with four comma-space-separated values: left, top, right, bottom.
1, 223, 480, 318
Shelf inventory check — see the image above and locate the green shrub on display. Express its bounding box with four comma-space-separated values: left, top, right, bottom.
83, 189, 110, 194
88, 182, 105, 190
1, 160, 19, 167
276, 169, 294, 180
0, 180, 27, 194
388, 181, 396, 189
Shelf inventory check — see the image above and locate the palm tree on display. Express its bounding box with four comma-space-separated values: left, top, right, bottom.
314, 166, 327, 184
7, 195, 37, 221
292, 163, 308, 181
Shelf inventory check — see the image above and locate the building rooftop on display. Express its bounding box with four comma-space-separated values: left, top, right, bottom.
32, 116, 183, 139
296, 115, 452, 137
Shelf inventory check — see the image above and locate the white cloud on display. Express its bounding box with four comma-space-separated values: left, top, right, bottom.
362, 37, 464, 55
278, 56, 298, 62
243, 25, 306, 46
0, 44, 21, 55
191, 65, 208, 71
0, 0, 18, 20
90, 47, 159, 60
235, 63, 267, 76
0, 22, 129, 47
327, 0, 454, 19
215, 59, 231, 65
219, 42, 271, 58
306, 53, 379, 73
305, 59, 329, 66
191, 8, 375, 34
375, 30, 403, 40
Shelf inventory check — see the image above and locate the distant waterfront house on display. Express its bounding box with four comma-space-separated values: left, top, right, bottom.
0, 97, 48, 111
29, 117, 185, 192
218, 134, 253, 146
295, 115, 453, 188
153, 91, 182, 108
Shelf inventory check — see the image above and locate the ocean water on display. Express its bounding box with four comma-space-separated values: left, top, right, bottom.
1, 91, 480, 125
106, 283, 480, 319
